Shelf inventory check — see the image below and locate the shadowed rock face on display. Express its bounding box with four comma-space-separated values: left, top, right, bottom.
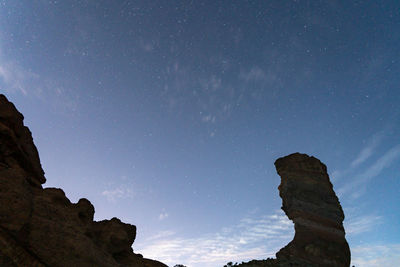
274, 153, 350, 266
233, 153, 350, 267
0, 94, 166, 267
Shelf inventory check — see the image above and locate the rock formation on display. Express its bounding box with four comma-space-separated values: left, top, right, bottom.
0, 94, 167, 267
234, 153, 350, 267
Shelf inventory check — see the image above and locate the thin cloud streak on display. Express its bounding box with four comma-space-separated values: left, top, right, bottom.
345, 214, 382, 235
0, 46, 78, 112
101, 187, 134, 203
0, 61, 39, 96
359, 144, 400, 181
145, 231, 176, 241
338, 144, 400, 198
351, 132, 384, 167
333, 131, 386, 181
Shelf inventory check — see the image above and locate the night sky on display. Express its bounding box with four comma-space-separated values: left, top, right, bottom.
1, 1, 400, 266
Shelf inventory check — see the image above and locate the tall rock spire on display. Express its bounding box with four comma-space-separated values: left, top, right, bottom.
274, 152, 350, 266
233, 153, 350, 266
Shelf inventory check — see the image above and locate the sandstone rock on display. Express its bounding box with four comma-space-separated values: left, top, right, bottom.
0, 94, 167, 267
234, 153, 350, 267
0, 94, 45, 186
274, 153, 350, 266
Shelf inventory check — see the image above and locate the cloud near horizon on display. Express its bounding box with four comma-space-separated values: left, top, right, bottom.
137, 210, 393, 267
351, 244, 400, 267
136, 210, 293, 267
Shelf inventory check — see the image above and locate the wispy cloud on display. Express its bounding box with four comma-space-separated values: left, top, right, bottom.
101, 186, 134, 203
201, 114, 216, 123
146, 230, 176, 241
159, 212, 169, 221
136, 211, 293, 267
351, 244, 400, 267
138, 211, 387, 267
332, 131, 386, 181
201, 75, 222, 91
0, 45, 79, 112
345, 214, 382, 235
351, 132, 384, 167
338, 143, 400, 199
358, 144, 400, 181
0, 61, 39, 96
239, 67, 269, 82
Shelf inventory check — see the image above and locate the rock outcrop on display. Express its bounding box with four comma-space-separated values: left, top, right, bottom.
234, 153, 350, 267
0, 94, 166, 267
274, 153, 350, 266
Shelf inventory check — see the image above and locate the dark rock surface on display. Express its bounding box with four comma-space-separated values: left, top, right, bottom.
0, 94, 167, 267
235, 153, 350, 267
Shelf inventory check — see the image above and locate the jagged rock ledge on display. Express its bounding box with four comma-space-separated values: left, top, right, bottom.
0, 94, 167, 267
233, 153, 350, 267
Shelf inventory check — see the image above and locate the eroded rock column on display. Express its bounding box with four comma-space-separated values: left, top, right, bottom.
274, 153, 350, 266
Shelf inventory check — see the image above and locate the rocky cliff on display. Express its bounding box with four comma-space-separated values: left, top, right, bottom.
234, 153, 350, 267
0, 94, 167, 267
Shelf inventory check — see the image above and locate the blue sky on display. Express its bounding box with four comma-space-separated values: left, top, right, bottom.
1, 1, 399, 266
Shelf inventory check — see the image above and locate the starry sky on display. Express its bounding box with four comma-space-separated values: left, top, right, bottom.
1, 1, 400, 266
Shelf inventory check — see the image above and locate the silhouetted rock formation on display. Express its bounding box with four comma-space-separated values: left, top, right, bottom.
0, 94, 166, 267
235, 153, 350, 267
274, 153, 350, 266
